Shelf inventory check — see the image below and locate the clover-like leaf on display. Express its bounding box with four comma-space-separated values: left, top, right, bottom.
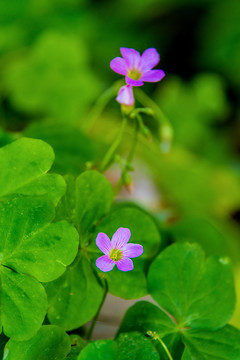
0, 137, 65, 205
0, 197, 79, 282
77, 340, 116, 360
116, 332, 160, 360
45, 251, 104, 331
89, 205, 161, 299
0, 197, 79, 339
56, 171, 113, 237
118, 301, 176, 338
117, 301, 182, 360
181, 325, 240, 360
148, 242, 235, 330
3, 325, 71, 360
0, 266, 47, 340
77, 333, 160, 360
24, 122, 96, 175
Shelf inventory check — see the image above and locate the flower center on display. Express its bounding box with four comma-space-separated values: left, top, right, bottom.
109, 248, 123, 262
127, 68, 142, 80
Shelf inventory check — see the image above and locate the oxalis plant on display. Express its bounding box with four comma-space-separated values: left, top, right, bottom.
0, 48, 239, 360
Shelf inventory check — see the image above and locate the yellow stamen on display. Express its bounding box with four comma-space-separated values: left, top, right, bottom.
127, 68, 142, 80
109, 248, 123, 261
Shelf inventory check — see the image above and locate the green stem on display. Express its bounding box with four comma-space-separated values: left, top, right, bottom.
147, 331, 173, 360
100, 115, 127, 172
127, 117, 138, 164
86, 280, 108, 341
82, 80, 123, 133
135, 88, 169, 126
114, 118, 138, 195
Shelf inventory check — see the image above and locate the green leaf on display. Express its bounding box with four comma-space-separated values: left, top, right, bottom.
181, 325, 240, 360
66, 335, 86, 360
3, 325, 71, 360
0, 137, 65, 205
24, 122, 96, 175
148, 243, 235, 330
118, 301, 176, 338
45, 251, 104, 331
0, 266, 47, 340
0, 197, 79, 282
77, 334, 160, 360
116, 332, 160, 360
56, 171, 113, 237
117, 301, 182, 360
89, 206, 161, 299
77, 340, 116, 360
4, 31, 100, 122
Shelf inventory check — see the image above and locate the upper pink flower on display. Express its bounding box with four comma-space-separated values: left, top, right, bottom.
110, 47, 165, 87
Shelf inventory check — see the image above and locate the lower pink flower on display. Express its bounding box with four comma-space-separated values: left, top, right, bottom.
95, 227, 143, 272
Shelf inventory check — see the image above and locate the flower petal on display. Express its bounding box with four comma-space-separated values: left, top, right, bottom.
111, 227, 131, 249
116, 257, 134, 272
96, 232, 111, 255
141, 69, 165, 82
120, 48, 141, 69
110, 57, 127, 75
116, 85, 135, 106
140, 48, 160, 72
126, 77, 144, 87
124, 243, 143, 258
96, 255, 115, 272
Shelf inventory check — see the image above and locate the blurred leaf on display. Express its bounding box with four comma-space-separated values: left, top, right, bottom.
148, 243, 235, 330
0, 137, 65, 205
45, 251, 104, 331
170, 217, 229, 257
155, 74, 230, 158
89, 206, 161, 299
24, 122, 96, 175
3, 31, 100, 122
139, 144, 240, 219
198, 0, 240, 87
3, 325, 71, 360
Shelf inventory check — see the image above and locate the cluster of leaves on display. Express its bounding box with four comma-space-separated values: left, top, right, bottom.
0, 137, 239, 359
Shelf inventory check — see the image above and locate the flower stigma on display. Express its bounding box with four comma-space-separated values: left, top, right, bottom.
127, 68, 142, 80
109, 248, 123, 262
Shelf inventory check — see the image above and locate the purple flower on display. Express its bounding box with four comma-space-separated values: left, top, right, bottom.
110, 47, 165, 87
95, 227, 143, 272
116, 85, 134, 106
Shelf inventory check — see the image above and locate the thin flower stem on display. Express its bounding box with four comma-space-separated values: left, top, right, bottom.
100, 115, 127, 172
82, 80, 123, 133
127, 117, 138, 164
135, 88, 170, 127
86, 280, 108, 341
147, 331, 173, 360
113, 117, 138, 195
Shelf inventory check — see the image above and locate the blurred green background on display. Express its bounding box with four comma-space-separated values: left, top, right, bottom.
0, 0, 240, 326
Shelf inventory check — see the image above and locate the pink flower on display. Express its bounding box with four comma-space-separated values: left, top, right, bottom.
95, 227, 143, 272
110, 47, 165, 87
116, 85, 134, 106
